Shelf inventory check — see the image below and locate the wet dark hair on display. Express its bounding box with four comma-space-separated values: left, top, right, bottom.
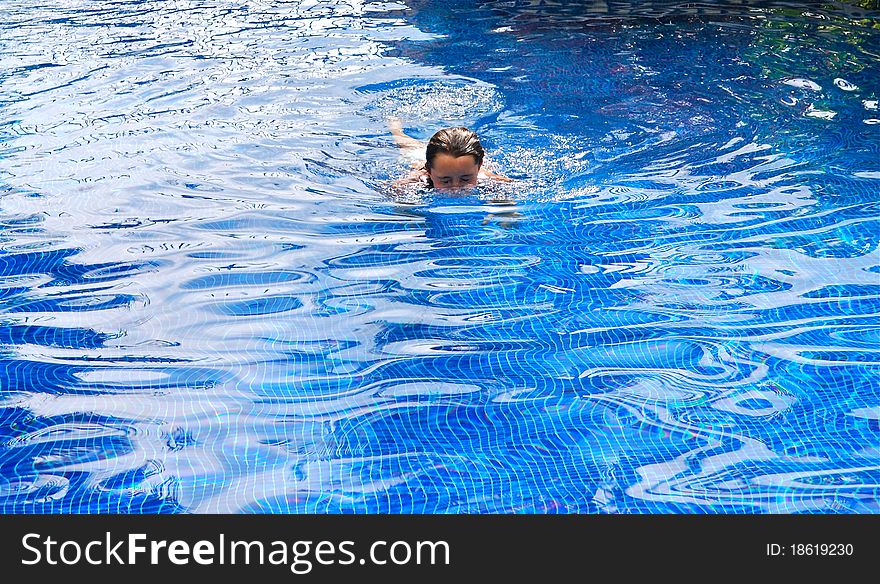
424, 127, 485, 172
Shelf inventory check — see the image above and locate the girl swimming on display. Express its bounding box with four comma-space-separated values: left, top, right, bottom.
389, 118, 512, 190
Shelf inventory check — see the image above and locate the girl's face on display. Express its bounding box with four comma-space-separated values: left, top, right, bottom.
428, 153, 481, 189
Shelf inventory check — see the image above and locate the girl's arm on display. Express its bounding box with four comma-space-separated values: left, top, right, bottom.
388, 117, 426, 151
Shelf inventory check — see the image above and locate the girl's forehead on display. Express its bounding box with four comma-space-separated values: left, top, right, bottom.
431, 153, 480, 172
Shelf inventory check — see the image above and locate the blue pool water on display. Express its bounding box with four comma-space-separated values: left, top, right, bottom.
0, 0, 878, 513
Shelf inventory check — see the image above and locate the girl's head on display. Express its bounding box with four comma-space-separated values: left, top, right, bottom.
424, 127, 484, 189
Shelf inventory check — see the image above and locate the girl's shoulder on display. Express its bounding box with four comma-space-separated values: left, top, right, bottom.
392, 167, 430, 190
412, 167, 430, 182
479, 166, 514, 183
